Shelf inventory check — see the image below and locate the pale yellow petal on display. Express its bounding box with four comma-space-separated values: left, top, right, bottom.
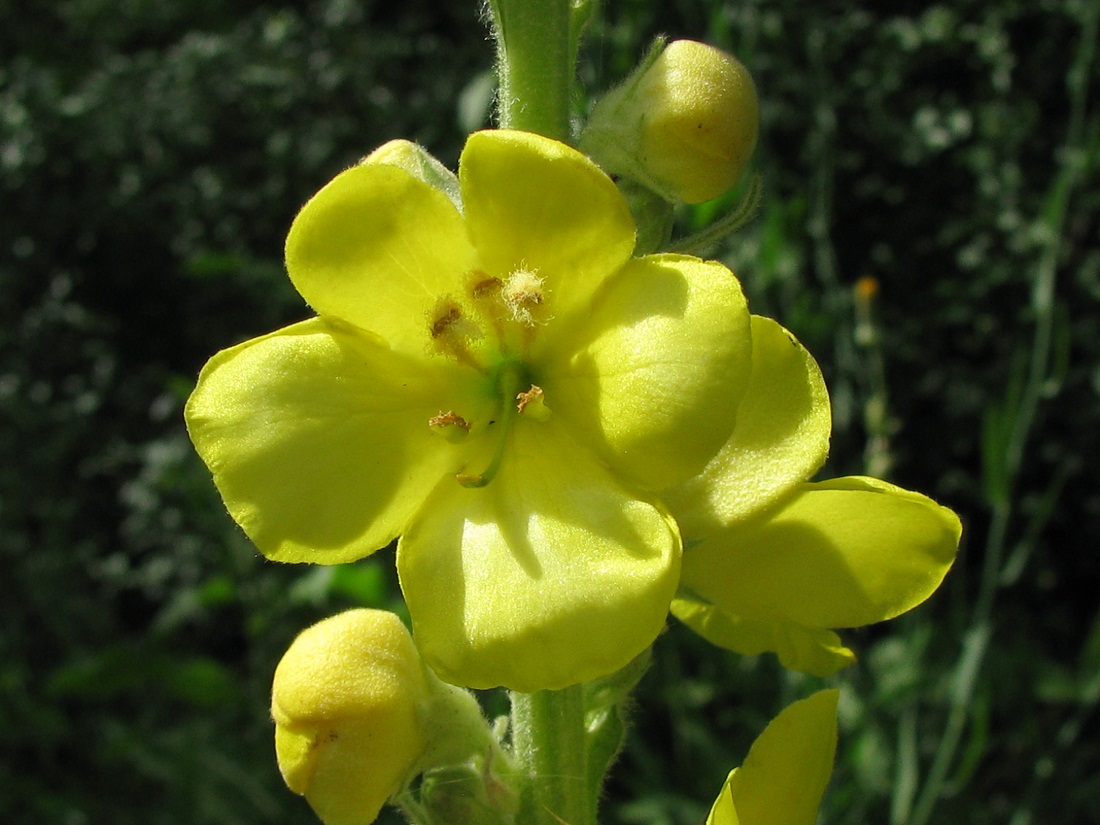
185, 318, 478, 563
459, 130, 636, 326
682, 477, 961, 629
397, 420, 680, 692
285, 163, 478, 356
666, 315, 831, 539
672, 596, 857, 677
726, 690, 839, 825
543, 254, 751, 490
706, 777, 741, 825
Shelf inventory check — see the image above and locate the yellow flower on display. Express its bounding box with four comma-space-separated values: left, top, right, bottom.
185, 130, 753, 691
272, 609, 432, 825
667, 316, 962, 676
707, 690, 839, 825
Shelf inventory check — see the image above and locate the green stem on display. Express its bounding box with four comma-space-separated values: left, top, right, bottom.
510, 686, 593, 825
480, 6, 603, 824
487, 0, 574, 140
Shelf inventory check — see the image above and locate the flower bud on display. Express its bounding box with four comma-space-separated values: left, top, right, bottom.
271, 609, 432, 825
581, 39, 759, 204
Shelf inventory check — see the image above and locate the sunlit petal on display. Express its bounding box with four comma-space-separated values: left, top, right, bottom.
682, 476, 961, 629
460, 130, 636, 326
545, 254, 751, 489
667, 315, 831, 538
397, 420, 680, 691
285, 164, 478, 356
725, 690, 839, 825
186, 318, 476, 563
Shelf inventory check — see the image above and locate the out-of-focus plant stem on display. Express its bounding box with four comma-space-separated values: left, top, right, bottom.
903, 5, 1098, 824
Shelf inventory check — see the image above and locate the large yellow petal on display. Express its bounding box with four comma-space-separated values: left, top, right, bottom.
285, 163, 478, 356
682, 476, 961, 629
185, 318, 479, 563
724, 690, 839, 825
459, 130, 636, 326
666, 315, 831, 540
544, 254, 752, 490
671, 596, 856, 677
397, 419, 680, 692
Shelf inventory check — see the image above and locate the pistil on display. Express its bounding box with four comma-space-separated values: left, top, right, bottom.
455, 361, 528, 488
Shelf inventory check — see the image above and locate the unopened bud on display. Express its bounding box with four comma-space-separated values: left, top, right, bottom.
581, 39, 759, 204
271, 609, 432, 825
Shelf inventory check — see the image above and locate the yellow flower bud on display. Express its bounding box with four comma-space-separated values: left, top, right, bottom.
271, 609, 432, 825
581, 39, 759, 204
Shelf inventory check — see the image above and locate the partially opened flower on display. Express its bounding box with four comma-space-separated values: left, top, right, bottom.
667, 315, 962, 676
185, 129, 753, 691
707, 689, 839, 825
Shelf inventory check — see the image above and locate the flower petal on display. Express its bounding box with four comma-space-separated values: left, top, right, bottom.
723, 689, 839, 825
459, 130, 636, 324
397, 420, 680, 691
682, 476, 961, 629
545, 254, 751, 490
671, 596, 856, 677
185, 318, 479, 563
285, 163, 478, 356
707, 782, 740, 825
666, 315, 831, 539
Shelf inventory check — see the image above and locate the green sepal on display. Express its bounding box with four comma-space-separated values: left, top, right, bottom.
617, 177, 675, 255
582, 648, 652, 818
413, 757, 520, 825
360, 139, 463, 212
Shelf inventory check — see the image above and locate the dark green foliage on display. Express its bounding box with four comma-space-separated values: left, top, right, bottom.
1, 1, 482, 822
2, 1, 1098, 823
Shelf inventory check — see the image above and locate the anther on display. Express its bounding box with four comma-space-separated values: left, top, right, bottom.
470, 275, 503, 300
516, 385, 551, 421
427, 297, 485, 369
430, 305, 462, 339
502, 269, 545, 326
429, 411, 471, 443
430, 298, 480, 340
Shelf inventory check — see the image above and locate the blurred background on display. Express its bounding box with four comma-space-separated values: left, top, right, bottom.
2, 0, 1098, 823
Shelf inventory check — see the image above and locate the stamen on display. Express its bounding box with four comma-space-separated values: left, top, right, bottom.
428, 411, 471, 442
428, 297, 485, 370
516, 384, 551, 421
502, 268, 544, 326
429, 297, 481, 341
430, 305, 462, 339
471, 275, 503, 299
467, 273, 508, 342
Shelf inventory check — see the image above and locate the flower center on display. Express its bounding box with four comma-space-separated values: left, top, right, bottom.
425, 267, 553, 487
